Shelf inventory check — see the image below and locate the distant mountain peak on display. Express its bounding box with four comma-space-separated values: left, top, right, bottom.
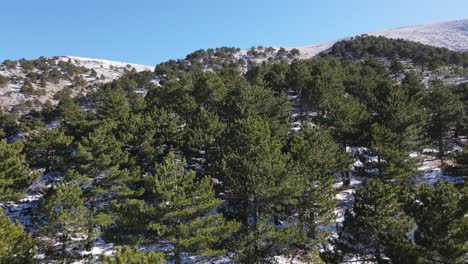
367, 19, 468, 52
276, 19, 468, 60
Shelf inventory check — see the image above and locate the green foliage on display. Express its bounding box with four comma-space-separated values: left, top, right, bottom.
324, 94, 369, 148
331, 35, 468, 68
1, 38, 467, 263
220, 83, 291, 134
76, 120, 128, 178
0, 74, 7, 88
0, 211, 35, 264
286, 126, 351, 250
210, 117, 291, 262
38, 181, 90, 263
192, 71, 227, 111
0, 139, 36, 201
102, 246, 164, 264
409, 181, 467, 263
336, 180, 415, 263
0, 110, 23, 140
97, 90, 131, 121
424, 80, 464, 162
304, 58, 345, 115
24, 128, 73, 172
146, 152, 240, 264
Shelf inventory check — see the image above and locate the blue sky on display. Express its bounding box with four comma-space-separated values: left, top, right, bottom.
1, 0, 466, 65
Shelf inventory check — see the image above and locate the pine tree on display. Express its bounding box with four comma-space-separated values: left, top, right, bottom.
102, 246, 164, 264
0, 211, 35, 264
182, 107, 224, 153
97, 89, 131, 121
286, 60, 310, 123
324, 95, 369, 149
0, 140, 36, 263
425, 80, 464, 163
192, 71, 227, 112
76, 120, 128, 179
24, 128, 73, 172
263, 61, 289, 93
409, 181, 467, 263
286, 126, 351, 253
0, 139, 36, 201
304, 58, 345, 117
336, 180, 415, 263
116, 113, 158, 169
38, 181, 90, 263
210, 117, 291, 262
363, 80, 425, 180
146, 152, 240, 264
57, 96, 91, 140
389, 56, 404, 78
220, 83, 291, 136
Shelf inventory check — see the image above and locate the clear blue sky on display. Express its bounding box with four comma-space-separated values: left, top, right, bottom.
1, 0, 466, 66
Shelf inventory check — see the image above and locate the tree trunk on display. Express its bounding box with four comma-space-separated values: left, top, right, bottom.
438, 137, 445, 165
45, 148, 50, 172
253, 196, 260, 263
299, 93, 303, 124
377, 154, 383, 179
175, 249, 181, 264
61, 233, 67, 264
341, 140, 350, 187
242, 197, 249, 228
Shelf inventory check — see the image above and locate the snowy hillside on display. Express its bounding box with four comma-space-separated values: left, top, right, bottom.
368, 19, 468, 52
0, 56, 153, 111
267, 19, 468, 60
57, 56, 154, 80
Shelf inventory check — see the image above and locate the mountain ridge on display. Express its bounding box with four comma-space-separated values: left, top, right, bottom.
27, 19, 468, 68
269, 19, 468, 60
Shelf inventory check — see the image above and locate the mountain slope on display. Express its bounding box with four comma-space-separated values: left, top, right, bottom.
367, 19, 468, 52
0, 56, 153, 111
278, 19, 468, 60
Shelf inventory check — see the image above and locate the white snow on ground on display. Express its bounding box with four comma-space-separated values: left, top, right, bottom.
0, 55, 154, 111
367, 19, 468, 52
242, 19, 468, 62
415, 159, 465, 186
60, 56, 153, 73
57, 56, 154, 81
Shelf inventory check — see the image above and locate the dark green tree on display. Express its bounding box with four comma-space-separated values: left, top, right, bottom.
424, 80, 464, 163
409, 181, 467, 263
336, 180, 415, 263
24, 128, 73, 172
38, 182, 90, 263
192, 71, 227, 111
286, 126, 351, 254
0, 211, 35, 264
102, 246, 164, 264
0, 139, 36, 201
286, 59, 311, 123
210, 117, 291, 262
304, 58, 345, 117
146, 152, 240, 264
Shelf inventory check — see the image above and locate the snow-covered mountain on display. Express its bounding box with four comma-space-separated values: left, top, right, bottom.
57, 56, 154, 79
367, 19, 468, 51
270, 19, 468, 60
1, 19, 466, 112
0, 56, 154, 111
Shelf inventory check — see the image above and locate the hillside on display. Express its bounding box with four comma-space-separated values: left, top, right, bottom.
252, 19, 468, 60
1, 19, 466, 113
0, 18, 467, 264
0, 56, 153, 112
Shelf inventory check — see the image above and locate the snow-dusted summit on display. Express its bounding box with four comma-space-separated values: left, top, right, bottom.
57, 56, 154, 80
277, 19, 468, 60
367, 19, 468, 52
